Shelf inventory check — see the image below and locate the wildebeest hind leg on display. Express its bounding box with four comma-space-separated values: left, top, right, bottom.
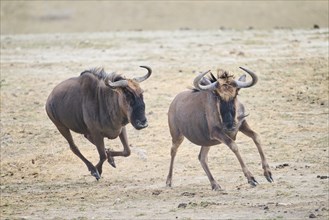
55, 124, 100, 180
198, 146, 221, 191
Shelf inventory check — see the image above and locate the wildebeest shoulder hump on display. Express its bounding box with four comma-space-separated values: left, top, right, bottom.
80, 68, 125, 83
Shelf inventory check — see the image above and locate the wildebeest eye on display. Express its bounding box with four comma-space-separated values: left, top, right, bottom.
125, 89, 136, 103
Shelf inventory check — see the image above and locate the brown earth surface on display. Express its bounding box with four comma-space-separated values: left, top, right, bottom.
1, 1, 329, 219
1, 28, 328, 219
1, 1, 328, 34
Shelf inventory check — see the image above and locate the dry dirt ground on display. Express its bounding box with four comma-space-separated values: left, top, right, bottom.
1, 1, 328, 34
1, 28, 328, 219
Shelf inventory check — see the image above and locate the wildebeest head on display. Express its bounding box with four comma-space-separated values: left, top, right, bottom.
105, 66, 152, 130
193, 67, 258, 131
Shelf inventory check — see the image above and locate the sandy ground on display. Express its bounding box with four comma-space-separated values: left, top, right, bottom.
1, 1, 328, 34
0, 28, 328, 219
1, 1, 329, 219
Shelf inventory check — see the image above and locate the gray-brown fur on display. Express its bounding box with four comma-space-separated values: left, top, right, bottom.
46, 66, 151, 180
166, 67, 273, 190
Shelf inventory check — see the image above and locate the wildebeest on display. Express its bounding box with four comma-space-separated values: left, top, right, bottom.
166, 67, 273, 190
46, 66, 151, 180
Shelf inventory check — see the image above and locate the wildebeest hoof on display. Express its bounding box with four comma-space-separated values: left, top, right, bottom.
108, 156, 116, 168
265, 173, 274, 183
264, 170, 273, 182
211, 183, 221, 191
166, 180, 172, 188
248, 177, 258, 187
91, 169, 101, 180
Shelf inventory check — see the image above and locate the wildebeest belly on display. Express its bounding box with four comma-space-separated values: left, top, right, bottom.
177, 114, 221, 147
184, 133, 221, 147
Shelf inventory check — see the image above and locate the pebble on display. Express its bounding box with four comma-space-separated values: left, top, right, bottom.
178, 203, 187, 209
309, 213, 316, 218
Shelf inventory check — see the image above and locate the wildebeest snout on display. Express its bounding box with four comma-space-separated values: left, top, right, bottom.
223, 122, 236, 132
135, 118, 148, 130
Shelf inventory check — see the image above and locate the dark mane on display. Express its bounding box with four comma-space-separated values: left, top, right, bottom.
80, 68, 125, 82
216, 69, 234, 81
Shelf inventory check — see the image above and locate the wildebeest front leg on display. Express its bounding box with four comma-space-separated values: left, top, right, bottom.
93, 136, 107, 177
239, 120, 273, 183
198, 146, 221, 191
212, 128, 258, 186
166, 135, 184, 187
84, 133, 107, 176
106, 127, 131, 168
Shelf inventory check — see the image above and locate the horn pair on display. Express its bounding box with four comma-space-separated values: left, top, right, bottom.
194, 67, 258, 91
107, 66, 152, 88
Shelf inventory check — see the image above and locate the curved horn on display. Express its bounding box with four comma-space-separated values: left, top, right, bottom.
235, 67, 258, 88
133, 66, 152, 83
193, 70, 218, 91
107, 79, 128, 89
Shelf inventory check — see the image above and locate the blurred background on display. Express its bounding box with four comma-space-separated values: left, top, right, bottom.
1, 1, 328, 34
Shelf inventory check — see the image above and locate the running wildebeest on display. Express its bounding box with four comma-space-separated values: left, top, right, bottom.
166, 67, 273, 190
46, 66, 151, 180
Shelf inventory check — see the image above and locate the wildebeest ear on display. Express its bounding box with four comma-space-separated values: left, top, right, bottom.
200, 77, 211, 85
105, 79, 128, 89
209, 72, 217, 82
236, 74, 246, 93
238, 74, 246, 82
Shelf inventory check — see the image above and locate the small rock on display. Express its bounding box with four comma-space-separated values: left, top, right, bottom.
313, 24, 320, 29
178, 203, 187, 209
152, 190, 161, 196
317, 175, 328, 179
237, 51, 245, 56
276, 163, 289, 169
188, 202, 198, 207
309, 213, 316, 218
